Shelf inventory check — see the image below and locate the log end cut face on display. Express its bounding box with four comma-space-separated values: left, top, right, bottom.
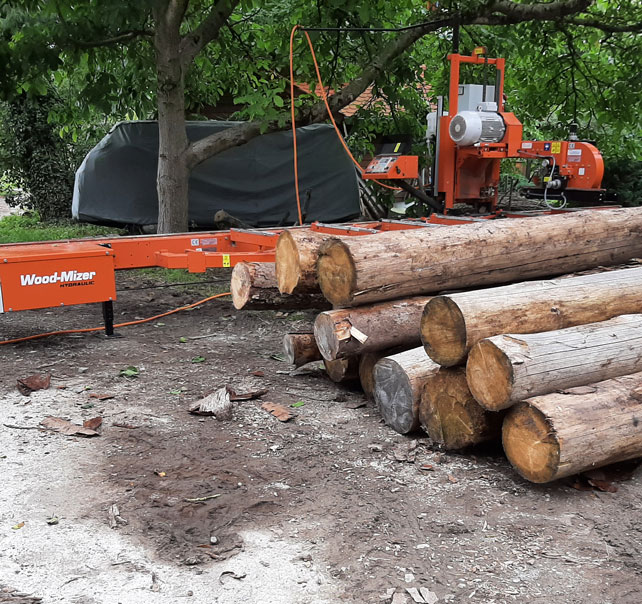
314, 312, 340, 360
502, 403, 560, 483
230, 262, 251, 310
467, 339, 514, 411
317, 240, 356, 307
275, 231, 301, 294
422, 297, 468, 367
373, 359, 418, 434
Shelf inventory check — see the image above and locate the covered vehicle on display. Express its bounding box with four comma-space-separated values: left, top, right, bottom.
72, 120, 360, 228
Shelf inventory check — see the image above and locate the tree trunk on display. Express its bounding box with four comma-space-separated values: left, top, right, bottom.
372, 347, 438, 434
316, 208, 642, 307
283, 333, 322, 367
467, 314, 642, 411
324, 357, 360, 383
421, 266, 642, 367
502, 372, 642, 483
314, 297, 431, 361
231, 262, 330, 310
154, 3, 190, 234
275, 230, 343, 294
420, 367, 504, 450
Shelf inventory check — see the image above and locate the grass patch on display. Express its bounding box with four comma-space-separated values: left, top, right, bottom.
0, 212, 125, 244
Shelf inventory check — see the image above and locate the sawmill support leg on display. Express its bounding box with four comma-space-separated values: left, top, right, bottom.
102, 300, 115, 336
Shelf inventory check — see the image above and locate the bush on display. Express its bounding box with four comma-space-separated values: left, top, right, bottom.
602, 158, 642, 207
1, 94, 89, 220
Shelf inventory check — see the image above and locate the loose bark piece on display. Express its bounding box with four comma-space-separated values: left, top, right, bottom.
188, 387, 233, 420
373, 347, 439, 434
420, 367, 503, 450
283, 332, 322, 367
421, 266, 642, 366
40, 416, 100, 437
317, 208, 642, 307
467, 314, 642, 411
503, 372, 642, 483
17, 374, 51, 396
323, 357, 360, 383
231, 261, 329, 310
275, 230, 333, 294
314, 297, 431, 361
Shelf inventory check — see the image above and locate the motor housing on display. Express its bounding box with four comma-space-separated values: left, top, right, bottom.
449, 111, 506, 146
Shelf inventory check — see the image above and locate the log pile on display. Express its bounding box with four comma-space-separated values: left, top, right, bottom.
230, 207, 642, 485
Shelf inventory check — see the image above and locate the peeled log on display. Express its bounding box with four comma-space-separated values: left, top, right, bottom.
503, 372, 642, 483
373, 347, 438, 434
324, 357, 360, 383
283, 333, 322, 367
317, 208, 642, 307
275, 230, 334, 294
314, 297, 431, 361
467, 314, 642, 411
231, 262, 330, 310
421, 266, 642, 367
420, 367, 504, 450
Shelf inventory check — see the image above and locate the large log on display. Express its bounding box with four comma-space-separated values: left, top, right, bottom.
372, 347, 438, 434
358, 347, 409, 400
420, 367, 504, 450
314, 297, 431, 361
316, 208, 642, 307
502, 372, 642, 483
231, 262, 329, 310
283, 333, 322, 367
275, 230, 333, 294
324, 357, 360, 383
421, 266, 642, 367
467, 314, 642, 411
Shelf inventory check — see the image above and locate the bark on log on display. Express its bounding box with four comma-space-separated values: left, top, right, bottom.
231, 262, 330, 310
467, 314, 642, 411
358, 347, 409, 400
420, 367, 504, 450
421, 266, 642, 367
283, 333, 322, 367
314, 297, 431, 361
275, 230, 334, 294
373, 347, 438, 434
502, 372, 642, 483
316, 208, 642, 307
324, 357, 360, 383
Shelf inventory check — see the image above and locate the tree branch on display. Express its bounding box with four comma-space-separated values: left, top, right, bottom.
566, 16, 642, 33
185, 121, 262, 169
74, 29, 154, 48
179, 0, 240, 69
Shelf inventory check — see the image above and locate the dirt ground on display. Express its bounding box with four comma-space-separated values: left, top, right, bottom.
1, 270, 641, 604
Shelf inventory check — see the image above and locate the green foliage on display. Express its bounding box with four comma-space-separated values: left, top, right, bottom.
602, 158, 642, 207
0, 212, 125, 243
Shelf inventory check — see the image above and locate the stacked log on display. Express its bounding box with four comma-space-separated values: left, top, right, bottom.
466, 314, 642, 411
231, 262, 329, 310
316, 208, 642, 307
372, 347, 439, 434
420, 367, 504, 450
421, 267, 642, 366
324, 357, 360, 384
503, 373, 642, 482
283, 333, 322, 367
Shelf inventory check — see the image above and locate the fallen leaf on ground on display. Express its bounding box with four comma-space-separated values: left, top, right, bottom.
17, 374, 51, 396
119, 366, 139, 378
226, 387, 268, 401
419, 464, 435, 472
40, 416, 100, 437
12, 522, 25, 530
261, 402, 295, 422
112, 422, 139, 429
46, 516, 59, 526
188, 387, 233, 420
89, 393, 114, 401
191, 355, 206, 364
83, 417, 103, 431
447, 475, 458, 483
252, 370, 265, 377
290, 400, 305, 408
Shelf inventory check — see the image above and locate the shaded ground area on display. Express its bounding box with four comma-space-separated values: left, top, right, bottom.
1, 270, 641, 604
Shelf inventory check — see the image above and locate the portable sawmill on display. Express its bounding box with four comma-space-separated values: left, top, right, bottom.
362, 47, 606, 213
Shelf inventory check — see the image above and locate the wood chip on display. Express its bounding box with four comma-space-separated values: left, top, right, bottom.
227, 387, 268, 401
261, 402, 295, 422
188, 387, 233, 420
419, 588, 438, 604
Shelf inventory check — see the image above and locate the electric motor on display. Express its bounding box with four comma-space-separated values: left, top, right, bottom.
449, 111, 506, 146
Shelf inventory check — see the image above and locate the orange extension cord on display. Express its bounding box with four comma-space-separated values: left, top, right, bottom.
289, 25, 399, 223
0, 292, 231, 346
